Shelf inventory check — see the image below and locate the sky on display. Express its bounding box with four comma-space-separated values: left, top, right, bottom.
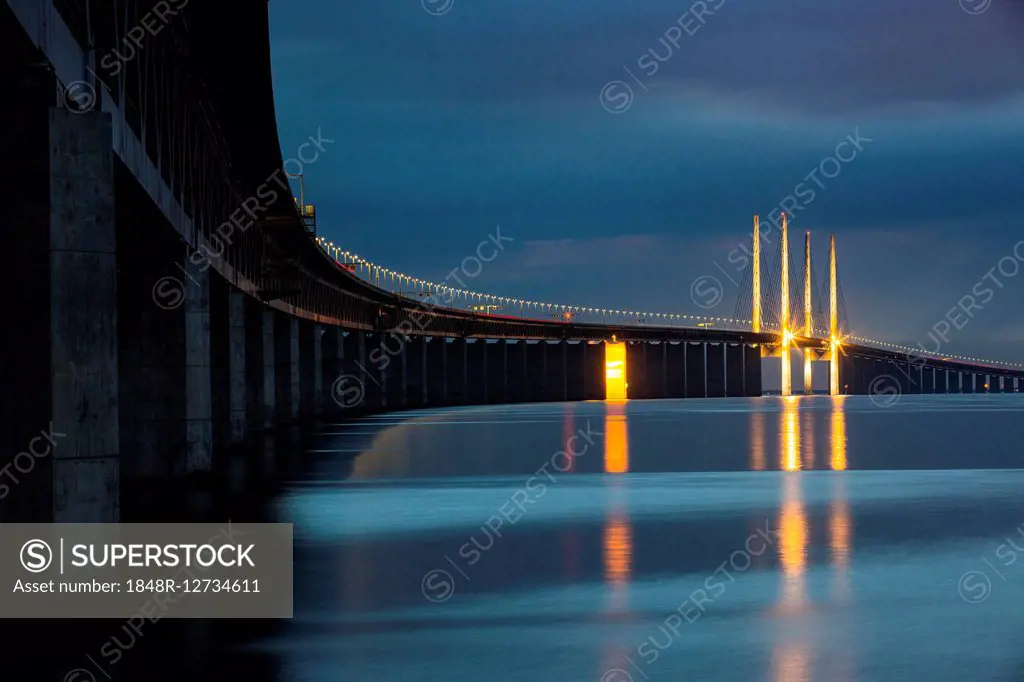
268, 0, 1024, 363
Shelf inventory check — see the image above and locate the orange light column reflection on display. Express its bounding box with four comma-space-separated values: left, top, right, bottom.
830, 395, 847, 471
778, 399, 808, 611
751, 411, 766, 471
604, 402, 629, 474
603, 403, 633, 611
782, 397, 801, 472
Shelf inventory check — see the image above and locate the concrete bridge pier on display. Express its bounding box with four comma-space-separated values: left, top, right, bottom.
405, 336, 427, 408
744, 344, 762, 397
381, 333, 407, 408
625, 342, 647, 399
297, 321, 319, 420
686, 342, 707, 398
706, 343, 726, 398
447, 338, 469, 404
342, 330, 376, 409
542, 341, 568, 401
320, 326, 343, 415
893, 361, 911, 396
524, 342, 546, 401
565, 342, 586, 402
183, 258, 214, 475
907, 363, 923, 395
227, 293, 249, 441
274, 314, 300, 423
2, 105, 120, 522
726, 343, 744, 397
425, 337, 448, 405
466, 340, 488, 404
486, 340, 508, 404
582, 341, 605, 400
261, 310, 277, 426
506, 341, 528, 402
923, 367, 935, 394
666, 342, 686, 398
635, 342, 657, 400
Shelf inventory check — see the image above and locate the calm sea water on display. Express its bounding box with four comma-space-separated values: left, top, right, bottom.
260, 395, 1024, 681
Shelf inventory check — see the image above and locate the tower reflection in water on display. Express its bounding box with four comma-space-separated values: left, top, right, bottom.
603, 401, 632, 602
600, 400, 634, 676
772, 396, 852, 682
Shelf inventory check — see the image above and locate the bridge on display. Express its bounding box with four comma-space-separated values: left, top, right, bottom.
1, 0, 1021, 524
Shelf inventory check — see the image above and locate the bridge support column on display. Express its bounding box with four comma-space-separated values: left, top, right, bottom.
566, 341, 587, 401
320, 326, 342, 413
447, 339, 469, 404
406, 336, 427, 408
582, 342, 604, 400
381, 333, 406, 408
466, 340, 487, 404
183, 258, 213, 474
506, 341, 527, 402
228, 293, 248, 442
626, 342, 647, 399
686, 342, 707, 398
297, 321, 314, 420
208, 277, 231, 457
261, 310, 277, 427
3, 108, 120, 521
296, 322, 319, 420
486, 340, 508, 403
726, 343, 744, 397
426, 337, 447, 405
667, 342, 687, 398
343, 331, 377, 410
908, 363, 923, 395
921, 366, 934, 394
640, 342, 667, 400
556, 341, 569, 401
707, 343, 726, 397
744, 344, 762, 397
274, 314, 300, 423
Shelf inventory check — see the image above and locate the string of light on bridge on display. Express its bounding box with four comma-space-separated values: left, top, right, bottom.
314, 237, 1024, 371
315, 237, 754, 329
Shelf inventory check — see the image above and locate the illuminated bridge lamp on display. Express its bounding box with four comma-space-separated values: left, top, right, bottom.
605, 342, 627, 401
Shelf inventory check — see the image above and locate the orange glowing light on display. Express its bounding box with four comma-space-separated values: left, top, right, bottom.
604, 403, 629, 474
603, 513, 632, 585
605, 342, 627, 400
782, 396, 801, 471
831, 395, 847, 471
751, 411, 766, 471
779, 475, 809, 609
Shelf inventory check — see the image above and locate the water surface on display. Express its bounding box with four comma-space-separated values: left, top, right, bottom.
265, 396, 1024, 681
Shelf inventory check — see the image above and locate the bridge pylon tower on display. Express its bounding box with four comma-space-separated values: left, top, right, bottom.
829, 233, 840, 396
804, 231, 813, 395
752, 214, 761, 334
780, 213, 792, 396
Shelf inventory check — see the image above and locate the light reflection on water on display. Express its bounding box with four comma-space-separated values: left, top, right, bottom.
270, 395, 1024, 682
